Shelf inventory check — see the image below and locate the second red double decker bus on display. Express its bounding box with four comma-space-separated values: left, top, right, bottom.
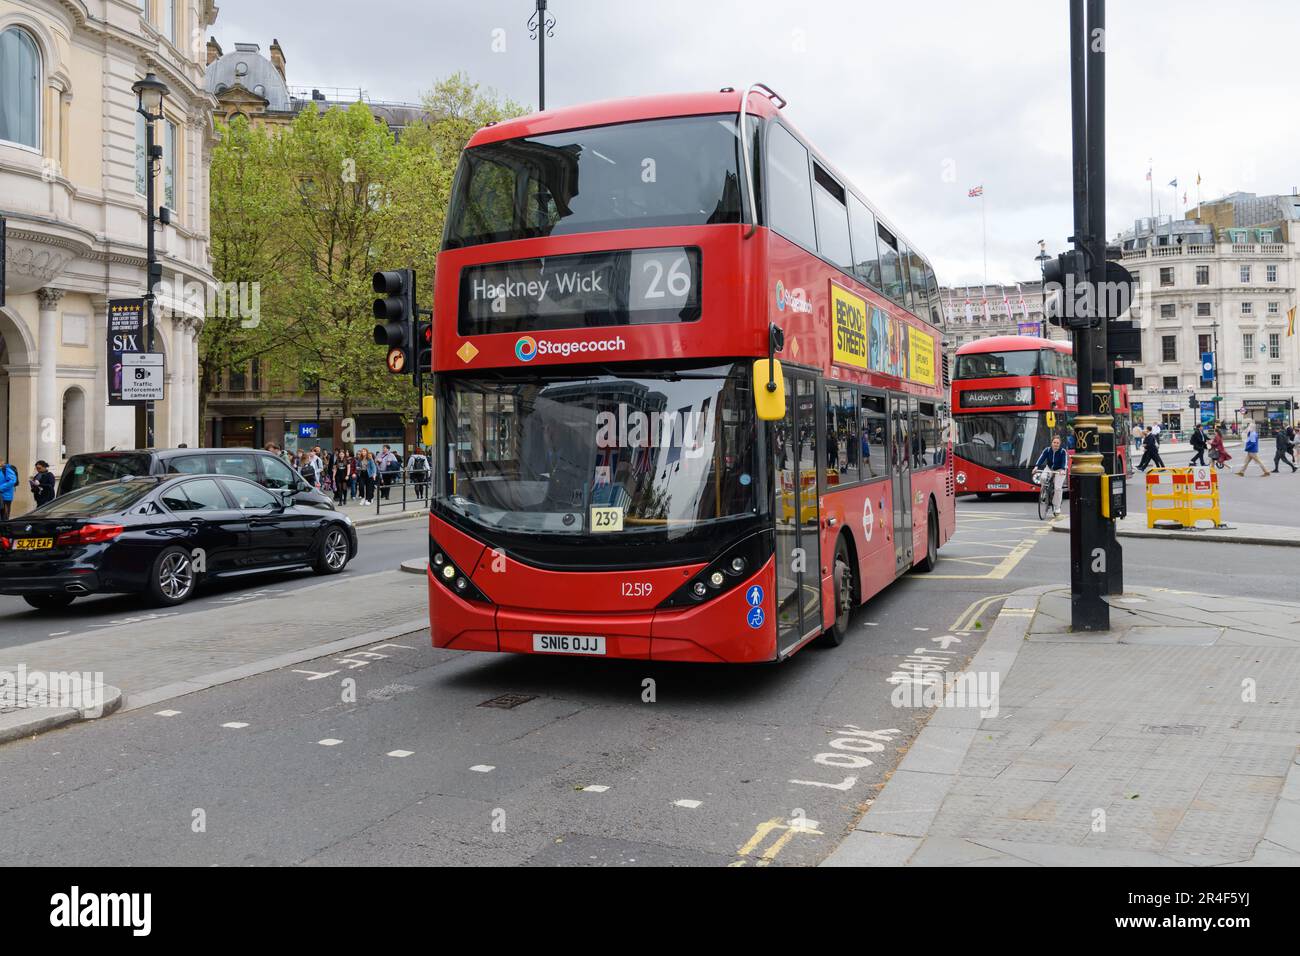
952, 335, 1130, 496
427, 85, 955, 663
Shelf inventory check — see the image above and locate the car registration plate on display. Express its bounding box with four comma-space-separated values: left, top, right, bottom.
532, 633, 606, 656
14, 537, 54, 551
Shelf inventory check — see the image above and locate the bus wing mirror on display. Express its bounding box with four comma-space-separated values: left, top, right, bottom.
753, 358, 785, 420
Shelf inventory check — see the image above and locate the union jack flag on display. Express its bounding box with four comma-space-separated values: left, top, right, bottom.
968, 185, 983, 197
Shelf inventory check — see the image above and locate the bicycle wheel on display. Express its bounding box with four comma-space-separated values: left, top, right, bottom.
1037, 478, 1051, 521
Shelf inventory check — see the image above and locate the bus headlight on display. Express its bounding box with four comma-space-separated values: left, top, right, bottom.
660, 531, 774, 608
427, 536, 492, 604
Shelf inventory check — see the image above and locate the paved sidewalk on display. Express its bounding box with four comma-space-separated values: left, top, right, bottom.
1053, 516, 1300, 547
824, 585, 1300, 866
0, 570, 428, 725
335, 497, 428, 528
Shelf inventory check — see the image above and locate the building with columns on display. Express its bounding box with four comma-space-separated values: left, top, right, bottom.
1, 0, 218, 515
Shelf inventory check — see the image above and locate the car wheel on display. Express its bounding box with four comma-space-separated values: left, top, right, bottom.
23, 594, 76, 611
915, 504, 939, 573
148, 545, 197, 606
314, 525, 351, 575
817, 536, 855, 648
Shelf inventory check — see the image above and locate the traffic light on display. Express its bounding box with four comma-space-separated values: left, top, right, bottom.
373, 269, 415, 374
1189, 393, 1199, 410
415, 319, 432, 374
1042, 250, 1092, 329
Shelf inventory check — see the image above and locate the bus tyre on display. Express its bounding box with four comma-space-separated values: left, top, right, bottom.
976, 492, 993, 500
915, 504, 939, 573
818, 537, 855, 648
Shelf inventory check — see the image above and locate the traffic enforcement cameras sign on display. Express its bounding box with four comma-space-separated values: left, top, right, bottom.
121, 352, 164, 401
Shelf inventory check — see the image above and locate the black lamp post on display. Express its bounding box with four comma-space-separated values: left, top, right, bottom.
132, 71, 170, 448
528, 1, 556, 110
1035, 240, 1051, 338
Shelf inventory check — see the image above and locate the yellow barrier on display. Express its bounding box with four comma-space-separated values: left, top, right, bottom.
1145, 466, 1221, 529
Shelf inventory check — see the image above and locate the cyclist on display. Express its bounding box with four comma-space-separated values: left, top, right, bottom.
1033, 434, 1068, 518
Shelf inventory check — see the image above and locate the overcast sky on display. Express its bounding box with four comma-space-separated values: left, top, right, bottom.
215, 0, 1299, 288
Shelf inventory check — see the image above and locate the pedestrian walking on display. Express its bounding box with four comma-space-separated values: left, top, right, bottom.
1236, 422, 1270, 477
29, 460, 56, 508
376, 444, 399, 501
1273, 426, 1296, 473
346, 453, 358, 502
357, 448, 377, 504
1209, 428, 1231, 468
0, 454, 19, 521
1188, 423, 1208, 466
333, 451, 350, 504
1137, 426, 1164, 471
407, 447, 430, 500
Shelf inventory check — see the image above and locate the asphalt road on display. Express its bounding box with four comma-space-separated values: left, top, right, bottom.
0, 499, 1281, 865
0, 515, 429, 649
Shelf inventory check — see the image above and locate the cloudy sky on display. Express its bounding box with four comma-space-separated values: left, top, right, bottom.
215, 0, 1299, 287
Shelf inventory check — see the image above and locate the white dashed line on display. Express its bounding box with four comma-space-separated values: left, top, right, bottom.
221, 722, 249, 729
674, 799, 703, 809
582, 785, 610, 793
154, 709, 181, 717
387, 750, 414, 758
470, 764, 496, 773
318, 738, 343, 746
912, 626, 930, 632
863, 622, 879, 627
48, 631, 70, 637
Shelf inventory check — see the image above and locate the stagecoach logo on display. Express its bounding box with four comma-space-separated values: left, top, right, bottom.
774, 280, 813, 314
514, 334, 627, 362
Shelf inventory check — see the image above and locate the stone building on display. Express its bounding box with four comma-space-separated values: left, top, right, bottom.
1, 0, 218, 515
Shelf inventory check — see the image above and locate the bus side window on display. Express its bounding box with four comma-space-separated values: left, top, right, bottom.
848, 195, 882, 291
877, 224, 904, 304
916, 401, 943, 468
899, 242, 916, 312
825, 384, 859, 483
859, 392, 887, 479
766, 123, 817, 251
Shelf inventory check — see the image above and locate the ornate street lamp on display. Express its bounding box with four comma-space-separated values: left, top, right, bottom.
132, 72, 170, 447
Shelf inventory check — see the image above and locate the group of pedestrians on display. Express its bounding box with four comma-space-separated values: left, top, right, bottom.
0, 455, 56, 520
268, 443, 431, 506
1233, 421, 1297, 477
1144, 420, 1297, 477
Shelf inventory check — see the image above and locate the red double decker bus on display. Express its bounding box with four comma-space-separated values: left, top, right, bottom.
952, 335, 1129, 496
427, 86, 955, 663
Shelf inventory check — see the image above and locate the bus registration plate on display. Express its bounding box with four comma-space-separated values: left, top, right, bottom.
533, 634, 606, 656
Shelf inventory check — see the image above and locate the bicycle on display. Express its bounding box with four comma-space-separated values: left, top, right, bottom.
1034, 467, 1060, 521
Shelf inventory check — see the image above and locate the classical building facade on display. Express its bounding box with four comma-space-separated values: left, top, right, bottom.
1116, 200, 1299, 434
199, 38, 426, 452
1, 0, 218, 514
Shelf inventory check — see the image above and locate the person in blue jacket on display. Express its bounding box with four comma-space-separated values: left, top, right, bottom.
0, 454, 19, 521
1032, 434, 1068, 517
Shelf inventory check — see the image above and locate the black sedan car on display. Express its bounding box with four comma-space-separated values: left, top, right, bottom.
0, 474, 358, 610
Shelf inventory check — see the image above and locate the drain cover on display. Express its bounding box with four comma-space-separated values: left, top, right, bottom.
479, 693, 538, 710
1142, 724, 1204, 736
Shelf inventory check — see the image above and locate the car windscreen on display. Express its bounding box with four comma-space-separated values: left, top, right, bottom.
59, 454, 152, 493
36, 480, 157, 516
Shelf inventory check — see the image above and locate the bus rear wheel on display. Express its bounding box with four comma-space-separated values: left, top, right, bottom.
818, 537, 855, 648
915, 504, 939, 573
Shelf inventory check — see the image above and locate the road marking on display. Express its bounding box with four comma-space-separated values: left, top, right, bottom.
931, 634, 962, 649
951, 593, 1010, 631
369, 643, 414, 651
221, 722, 249, 729
470, 764, 495, 773
924, 525, 1051, 580
292, 668, 340, 681
387, 750, 413, 758
582, 784, 609, 793
732, 816, 825, 867
318, 738, 343, 746
154, 709, 181, 717
47, 631, 70, 637
912, 626, 929, 632
863, 621, 879, 627
674, 799, 702, 809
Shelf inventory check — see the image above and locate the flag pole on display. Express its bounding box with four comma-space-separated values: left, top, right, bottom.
981, 191, 988, 287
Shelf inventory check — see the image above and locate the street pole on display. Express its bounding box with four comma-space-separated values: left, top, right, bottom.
144, 114, 156, 448
1212, 320, 1220, 427
1086, 0, 1121, 596
1067, 0, 1109, 630
529, 1, 555, 111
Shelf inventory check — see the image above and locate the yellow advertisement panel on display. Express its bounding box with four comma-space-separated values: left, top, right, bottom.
908, 325, 937, 387
830, 283, 868, 370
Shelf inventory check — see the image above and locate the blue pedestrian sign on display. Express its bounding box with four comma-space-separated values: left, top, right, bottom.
745, 585, 764, 607
747, 606, 765, 629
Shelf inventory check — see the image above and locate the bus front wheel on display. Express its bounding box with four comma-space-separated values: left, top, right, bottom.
818, 536, 855, 648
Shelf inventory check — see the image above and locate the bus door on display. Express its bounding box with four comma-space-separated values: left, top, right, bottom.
890, 394, 913, 573
773, 373, 823, 653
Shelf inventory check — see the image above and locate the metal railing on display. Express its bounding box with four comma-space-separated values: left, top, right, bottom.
372, 468, 431, 514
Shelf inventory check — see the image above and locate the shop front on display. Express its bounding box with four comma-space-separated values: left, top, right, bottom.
1241, 399, 1294, 435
